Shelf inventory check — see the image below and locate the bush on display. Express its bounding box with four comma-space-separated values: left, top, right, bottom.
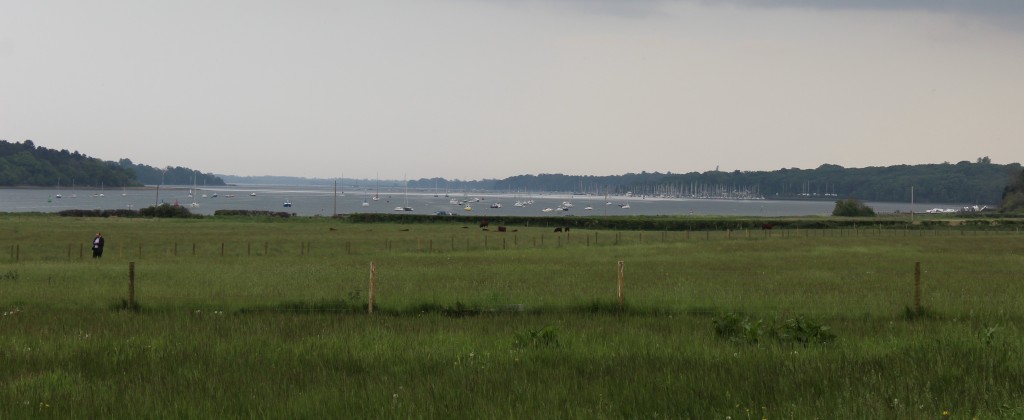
832, 199, 876, 217
138, 204, 198, 218
57, 209, 138, 217
213, 210, 293, 217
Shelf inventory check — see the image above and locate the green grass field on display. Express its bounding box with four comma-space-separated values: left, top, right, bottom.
1, 213, 1022, 418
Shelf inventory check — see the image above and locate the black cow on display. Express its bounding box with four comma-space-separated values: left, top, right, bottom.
553, 227, 562, 232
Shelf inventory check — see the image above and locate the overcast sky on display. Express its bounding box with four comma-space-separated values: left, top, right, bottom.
2, 0, 1023, 180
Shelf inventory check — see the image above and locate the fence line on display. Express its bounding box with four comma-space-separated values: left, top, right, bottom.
2, 227, 1022, 262
84, 260, 1021, 317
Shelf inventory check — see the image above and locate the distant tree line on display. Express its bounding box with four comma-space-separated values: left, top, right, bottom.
411, 158, 1021, 205
119, 159, 225, 186
1001, 168, 1024, 212
0, 140, 135, 188
0, 139, 224, 187
3, 139, 1018, 206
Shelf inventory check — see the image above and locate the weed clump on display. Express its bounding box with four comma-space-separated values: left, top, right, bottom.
713, 312, 835, 346
109, 299, 142, 313
902, 306, 940, 321
513, 326, 560, 349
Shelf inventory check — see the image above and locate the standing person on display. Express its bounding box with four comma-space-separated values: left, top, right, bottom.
92, 232, 105, 258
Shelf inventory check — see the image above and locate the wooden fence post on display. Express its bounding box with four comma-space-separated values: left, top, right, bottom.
617, 260, 625, 309
914, 262, 922, 313
368, 262, 376, 315
128, 261, 136, 309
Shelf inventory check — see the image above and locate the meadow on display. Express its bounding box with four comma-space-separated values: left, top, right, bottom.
1, 213, 1022, 418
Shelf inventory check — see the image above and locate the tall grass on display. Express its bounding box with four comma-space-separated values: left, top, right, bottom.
1, 214, 1022, 418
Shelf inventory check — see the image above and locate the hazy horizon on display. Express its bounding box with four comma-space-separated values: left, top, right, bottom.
3, 1, 1022, 180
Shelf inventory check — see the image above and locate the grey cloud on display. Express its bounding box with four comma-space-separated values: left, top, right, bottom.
702, 0, 1024, 16
512, 0, 1024, 20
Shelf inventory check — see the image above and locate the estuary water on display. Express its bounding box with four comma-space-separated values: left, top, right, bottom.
0, 185, 975, 218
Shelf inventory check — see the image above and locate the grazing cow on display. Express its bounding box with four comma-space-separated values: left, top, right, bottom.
497, 226, 507, 232
553, 227, 563, 233
479, 220, 490, 228
761, 223, 774, 230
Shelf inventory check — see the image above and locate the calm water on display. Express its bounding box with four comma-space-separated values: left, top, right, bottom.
0, 185, 975, 217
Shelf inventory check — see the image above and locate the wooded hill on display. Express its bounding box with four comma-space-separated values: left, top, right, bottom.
0, 140, 224, 188
3, 139, 1018, 205
417, 159, 1018, 205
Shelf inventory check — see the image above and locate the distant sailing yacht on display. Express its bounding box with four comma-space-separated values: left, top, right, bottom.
190, 173, 199, 208
394, 175, 413, 211
372, 174, 380, 201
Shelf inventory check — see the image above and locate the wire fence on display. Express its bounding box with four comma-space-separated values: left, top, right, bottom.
4, 227, 1023, 263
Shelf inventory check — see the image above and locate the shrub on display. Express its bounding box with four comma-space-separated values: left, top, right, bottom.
832, 199, 876, 217
138, 204, 197, 218
57, 209, 139, 217
213, 210, 293, 217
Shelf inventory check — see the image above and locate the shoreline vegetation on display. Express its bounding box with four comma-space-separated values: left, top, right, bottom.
3, 140, 1021, 204
1, 213, 1022, 417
